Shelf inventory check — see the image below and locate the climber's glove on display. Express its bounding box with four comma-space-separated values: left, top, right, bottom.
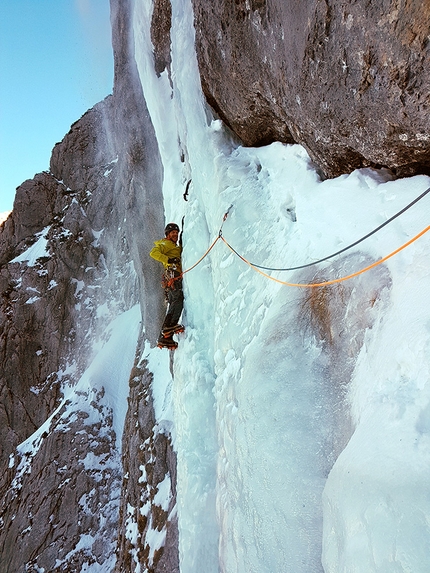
168, 257, 180, 265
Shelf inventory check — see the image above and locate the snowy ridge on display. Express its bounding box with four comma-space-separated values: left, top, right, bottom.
7, 306, 141, 572
132, 0, 430, 571
0, 211, 11, 225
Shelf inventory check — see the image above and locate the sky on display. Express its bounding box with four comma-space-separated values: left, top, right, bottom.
0, 0, 114, 214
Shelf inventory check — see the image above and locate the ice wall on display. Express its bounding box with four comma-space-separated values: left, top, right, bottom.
132, 0, 430, 572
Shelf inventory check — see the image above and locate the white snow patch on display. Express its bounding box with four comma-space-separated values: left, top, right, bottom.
25, 296, 41, 305
92, 228, 104, 247
11, 227, 50, 266
147, 524, 167, 566
72, 279, 85, 297
0, 211, 11, 224
154, 473, 172, 512
12, 305, 141, 484
142, 342, 174, 436
72, 305, 142, 448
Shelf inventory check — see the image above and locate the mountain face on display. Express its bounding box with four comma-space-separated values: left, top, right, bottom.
191, 0, 430, 177
0, 0, 429, 571
0, 2, 178, 571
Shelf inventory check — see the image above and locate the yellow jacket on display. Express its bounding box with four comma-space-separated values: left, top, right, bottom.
149, 238, 182, 272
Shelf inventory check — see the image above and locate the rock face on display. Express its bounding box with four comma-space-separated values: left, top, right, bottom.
115, 357, 179, 573
192, 0, 430, 177
151, 0, 173, 76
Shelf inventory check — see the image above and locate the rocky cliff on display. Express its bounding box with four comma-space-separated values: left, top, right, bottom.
192, 0, 430, 177
0, 1, 178, 571
0, 0, 429, 571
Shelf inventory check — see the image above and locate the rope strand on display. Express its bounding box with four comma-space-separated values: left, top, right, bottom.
221, 226, 430, 287
167, 206, 232, 285
167, 192, 429, 289
238, 186, 430, 271
181, 235, 220, 276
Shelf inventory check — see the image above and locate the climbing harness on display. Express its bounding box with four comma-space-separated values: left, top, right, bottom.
168, 187, 430, 289
162, 267, 181, 289
165, 205, 232, 287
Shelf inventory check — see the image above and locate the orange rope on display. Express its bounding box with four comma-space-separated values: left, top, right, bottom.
220, 225, 430, 288
167, 235, 221, 286
167, 203, 429, 289
181, 235, 221, 276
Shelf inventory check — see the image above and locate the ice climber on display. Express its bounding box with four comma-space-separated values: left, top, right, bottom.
149, 222, 184, 349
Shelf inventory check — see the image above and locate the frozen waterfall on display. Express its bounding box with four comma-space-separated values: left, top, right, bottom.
131, 0, 430, 571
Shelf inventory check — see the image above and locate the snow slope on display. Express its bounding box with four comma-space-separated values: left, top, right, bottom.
7, 305, 141, 571
133, 0, 430, 571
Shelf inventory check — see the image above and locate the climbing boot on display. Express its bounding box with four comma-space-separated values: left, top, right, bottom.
157, 336, 178, 350
161, 324, 185, 337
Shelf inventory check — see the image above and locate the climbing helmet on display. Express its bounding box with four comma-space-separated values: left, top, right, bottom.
165, 223, 180, 235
